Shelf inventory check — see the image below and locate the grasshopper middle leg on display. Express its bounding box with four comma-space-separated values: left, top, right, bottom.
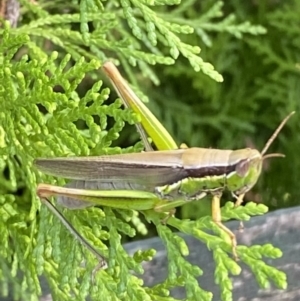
211, 193, 238, 260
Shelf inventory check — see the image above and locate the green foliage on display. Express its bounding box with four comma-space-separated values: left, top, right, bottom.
0, 1, 294, 301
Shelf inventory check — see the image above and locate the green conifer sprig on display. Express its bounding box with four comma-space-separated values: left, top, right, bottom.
0, 0, 294, 299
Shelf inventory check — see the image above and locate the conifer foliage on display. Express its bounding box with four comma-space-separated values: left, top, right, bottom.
0, 1, 297, 300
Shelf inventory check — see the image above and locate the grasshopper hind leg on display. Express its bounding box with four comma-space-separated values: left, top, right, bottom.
211, 193, 238, 260
38, 195, 107, 271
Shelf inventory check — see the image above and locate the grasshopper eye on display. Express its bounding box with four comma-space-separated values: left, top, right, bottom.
235, 159, 249, 177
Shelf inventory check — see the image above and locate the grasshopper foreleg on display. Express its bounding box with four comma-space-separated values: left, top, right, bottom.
232, 192, 246, 231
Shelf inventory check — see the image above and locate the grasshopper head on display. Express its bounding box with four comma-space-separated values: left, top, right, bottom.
227, 149, 263, 195
228, 111, 294, 196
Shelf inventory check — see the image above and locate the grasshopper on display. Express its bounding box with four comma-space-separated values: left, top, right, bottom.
36, 62, 294, 263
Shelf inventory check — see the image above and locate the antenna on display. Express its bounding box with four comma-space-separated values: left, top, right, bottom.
261, 111, 295, 156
